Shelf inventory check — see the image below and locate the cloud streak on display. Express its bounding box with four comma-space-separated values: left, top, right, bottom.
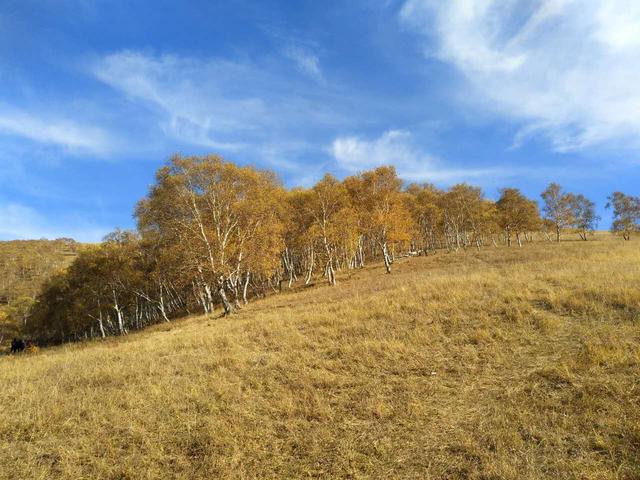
284, 47, 324, 83
0, 108, 114, 155
400, 0, 640, 152
91, 50, 346, 159
92, 51, 268, 151
331, 129, 500, 182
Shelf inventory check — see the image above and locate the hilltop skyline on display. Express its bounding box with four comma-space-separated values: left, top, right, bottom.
1, 0, 639, 241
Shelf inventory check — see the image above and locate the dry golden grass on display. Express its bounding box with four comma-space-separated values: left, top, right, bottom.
1, 234, 639, 479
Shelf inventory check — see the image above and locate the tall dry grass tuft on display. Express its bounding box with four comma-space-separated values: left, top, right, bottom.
0, 234, 638, 479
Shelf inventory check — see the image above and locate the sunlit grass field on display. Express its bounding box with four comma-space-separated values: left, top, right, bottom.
1, 234, 639, 479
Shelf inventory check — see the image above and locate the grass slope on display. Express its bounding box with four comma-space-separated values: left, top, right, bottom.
0, 239, 78, 341
1, 236, 639, 479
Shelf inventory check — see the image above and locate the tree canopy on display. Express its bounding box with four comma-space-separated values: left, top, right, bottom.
15, 156, 625, 346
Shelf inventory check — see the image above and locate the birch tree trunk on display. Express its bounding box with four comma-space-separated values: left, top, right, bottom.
382, 242, 392, 274
97, 310, 106, 339
218, 277, 234, 315
305, 248, 314, 285
242, 272, 251, 304
112, 290, 126, 335
204, 283, 215, 314
158, 284, 170, 322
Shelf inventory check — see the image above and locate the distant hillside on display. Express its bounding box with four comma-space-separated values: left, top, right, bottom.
0, 239, 78, 342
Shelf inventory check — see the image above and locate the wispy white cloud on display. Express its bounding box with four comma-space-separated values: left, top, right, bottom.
332, 130, 431, 173
91, 50, 349, 163
0, 202, 109, 242
92, 51, 266, 151
0, 108, 114, 155
331, 129, 497, 182
400, 0, 640, 152
284, 47, 324, 83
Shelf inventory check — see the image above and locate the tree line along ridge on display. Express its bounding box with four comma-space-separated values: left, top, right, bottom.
7, 154, 640, 346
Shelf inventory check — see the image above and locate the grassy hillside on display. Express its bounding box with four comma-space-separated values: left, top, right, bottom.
0, 235, 639, 479
0, 239, 78, 342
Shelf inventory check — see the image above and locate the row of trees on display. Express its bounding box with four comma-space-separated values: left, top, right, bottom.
22, 155, 638, 344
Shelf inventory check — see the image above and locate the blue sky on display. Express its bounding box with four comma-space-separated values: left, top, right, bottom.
1, 0, 638, 241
